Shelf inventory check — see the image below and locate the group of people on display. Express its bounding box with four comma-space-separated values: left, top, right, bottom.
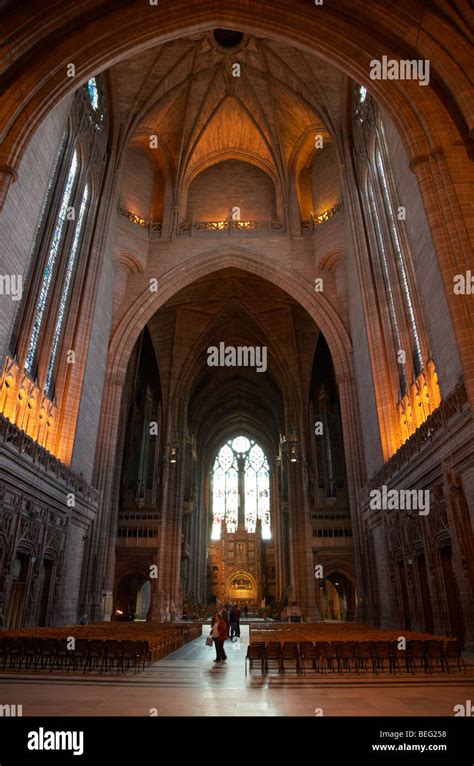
210, 603, 243, 663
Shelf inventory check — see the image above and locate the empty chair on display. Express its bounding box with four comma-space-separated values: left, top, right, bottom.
444, 641, 467, 674
300, 643, 319, 675
7, 638, 22, 670
373, 642, 394, 674
281, 642, 300, 675
104, 640, 122, 673
334, 641, 356, 673
0, 637, 9, 670
355, 642, 376, 674
406, 641, 428, 674
37, 638, 56, 671
122, 641, 141, 673
139, 641, 152, 670
245, 643, 264, 676
68, 640, 89, 672
264, 643, 282, 674
53, 639, 71, 671
20, 637, 40, 671
425, 641, 445, 674
391, 642, 408, 674
314, 642, 337, 674
84, 640, 105, 674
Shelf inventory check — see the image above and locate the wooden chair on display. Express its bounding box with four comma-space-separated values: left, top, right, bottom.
245, 644, 264, 676
281, 642, 300, 675
264, 643, 282, 674
444, 641, 467, 674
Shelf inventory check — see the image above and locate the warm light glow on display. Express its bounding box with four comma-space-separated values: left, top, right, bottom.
392, 360, 441, 459
312, 204, 341, 224
119, 207, 148, 227
0, 355, 71, 462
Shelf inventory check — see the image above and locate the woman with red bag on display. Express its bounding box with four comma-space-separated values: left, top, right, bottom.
211, 611, 228, 663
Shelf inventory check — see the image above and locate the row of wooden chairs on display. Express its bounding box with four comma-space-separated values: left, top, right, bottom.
0, 637, 153, 674
245, 640, 467, 676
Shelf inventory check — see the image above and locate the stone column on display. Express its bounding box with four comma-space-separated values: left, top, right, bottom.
285, 444, 319, 621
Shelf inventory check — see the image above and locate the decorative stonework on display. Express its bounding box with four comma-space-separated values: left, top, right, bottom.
368, 379, 467, 488
0, 412, 99, 504
301, 204, 342, 233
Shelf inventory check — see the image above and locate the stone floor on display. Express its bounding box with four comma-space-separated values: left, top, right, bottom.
1, 627, 473, 717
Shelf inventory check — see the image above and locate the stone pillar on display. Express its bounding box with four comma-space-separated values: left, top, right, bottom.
84, 374, 125, 621
286, 446, 319, 621
288, 173, 302, 238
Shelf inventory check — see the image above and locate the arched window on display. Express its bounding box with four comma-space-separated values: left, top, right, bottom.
211, 436, 271, 540
375, 145, 423, 376
351, 83, 440, 454
356, 88, 424, 397
0, 75, 108, 460
13, 78, 107, 387
24, 149, 80, 376
45, 181, 90, 395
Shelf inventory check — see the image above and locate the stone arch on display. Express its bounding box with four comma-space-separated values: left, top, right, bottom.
1, 0, 472, 188
3, 3, 472, 411
182, 159, 279, 224
91, 245, 365, 613
108, 247, 352, 387
181, 151, 283, 221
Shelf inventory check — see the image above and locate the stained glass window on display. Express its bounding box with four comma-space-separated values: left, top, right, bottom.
87, 78, 99, 111
24, 150, 79, 375
211, 436, 271, 540
375, 147, 423, 374
45, 183, 90, 395
366, 174, 407, 393
354, 82, 425, 393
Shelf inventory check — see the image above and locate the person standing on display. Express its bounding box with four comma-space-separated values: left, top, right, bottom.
229, 605, 238, 640
221, 605, 229, 633
211, 611, 228, 663
235, 604, 241, 637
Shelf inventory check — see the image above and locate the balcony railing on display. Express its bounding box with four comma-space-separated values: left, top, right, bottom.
178, 219, 285, 236
0, 412, 100, 504
367, 379, 468, 489
301, 204, 342, 234
119, 207, 162, 236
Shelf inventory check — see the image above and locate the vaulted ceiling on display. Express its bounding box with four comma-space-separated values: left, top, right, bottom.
144, 268, 321, 453
112, 30, 345, 185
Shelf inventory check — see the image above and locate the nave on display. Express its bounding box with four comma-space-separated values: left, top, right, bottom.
1, 626, 472, 717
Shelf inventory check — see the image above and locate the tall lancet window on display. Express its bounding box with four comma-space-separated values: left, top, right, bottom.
352, 82, 440, 456
1, 75, 108, 462
45, 182, 90, 395
24, 149, 79, 375
211, 436, 271, 540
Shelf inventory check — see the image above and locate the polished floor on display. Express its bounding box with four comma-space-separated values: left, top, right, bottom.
1, 626, 473, 717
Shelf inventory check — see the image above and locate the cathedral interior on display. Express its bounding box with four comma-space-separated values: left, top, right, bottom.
0, 0, 473, 683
